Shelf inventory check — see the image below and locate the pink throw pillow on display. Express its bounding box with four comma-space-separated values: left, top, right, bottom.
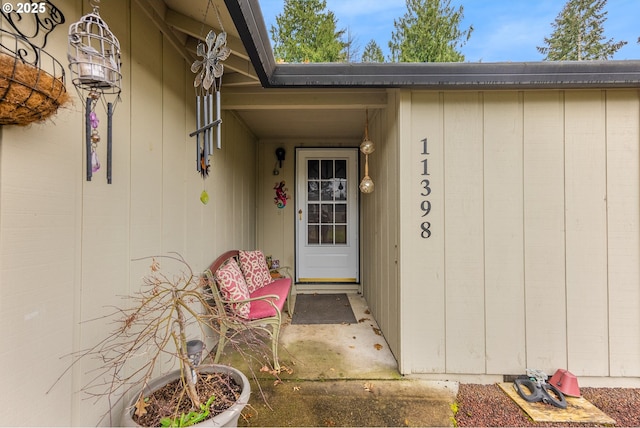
215, 259, 250, 318
239, 250, 274, 293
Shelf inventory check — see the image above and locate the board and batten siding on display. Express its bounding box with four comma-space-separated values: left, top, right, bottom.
360, 103, 401, 358
400, 89, 640, 379
0, 0, 258, 425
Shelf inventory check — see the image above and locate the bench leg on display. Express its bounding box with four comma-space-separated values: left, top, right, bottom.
271, 322, 281, 372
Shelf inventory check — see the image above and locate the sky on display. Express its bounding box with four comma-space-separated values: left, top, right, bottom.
257, 0, 640, 62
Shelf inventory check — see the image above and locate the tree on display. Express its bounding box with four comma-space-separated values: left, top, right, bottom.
344, 27, 362, 62
362, 40, 385, 62
537, 0, 627, 60
389, 0, 473, 62
270, 0, 348, 63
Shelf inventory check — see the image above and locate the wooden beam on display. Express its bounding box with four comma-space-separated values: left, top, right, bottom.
221, 89, 387, 110
134, 0, 195, 63
165, 8, 249, 61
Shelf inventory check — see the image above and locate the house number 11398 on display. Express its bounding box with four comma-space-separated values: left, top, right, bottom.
420, 138, 431, 238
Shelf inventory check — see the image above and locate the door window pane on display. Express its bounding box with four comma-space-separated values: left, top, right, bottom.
321, 160, 333, 179
335, 225, 347, 244
308, 160, 319, 179
308, 181, 319, 201
321, 181, 334, 200
308, 203, 319, 223
335, 204, 347, 223
308, 225, 319, 244
321, 225, 333, 244
335, 160, 346, 179
321, 204, 333, 223
335, 179, 346, 201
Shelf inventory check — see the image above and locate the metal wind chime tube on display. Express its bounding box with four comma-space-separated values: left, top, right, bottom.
196, 94, 201, 173
216, 90, 221, 149
107, 102, 113, 183
85, 98, 92, 181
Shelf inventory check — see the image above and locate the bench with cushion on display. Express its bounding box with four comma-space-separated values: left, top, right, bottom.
204, 250, 292, 371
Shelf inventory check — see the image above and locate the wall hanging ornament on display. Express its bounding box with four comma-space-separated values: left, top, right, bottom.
0, 1, 69, 125
67, 0, 122, 183
359, 109, 375, 194
189, 1, 230, 204
274, 181, 290, 208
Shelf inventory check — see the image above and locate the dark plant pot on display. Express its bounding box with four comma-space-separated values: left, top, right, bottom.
120, 364, 251, 427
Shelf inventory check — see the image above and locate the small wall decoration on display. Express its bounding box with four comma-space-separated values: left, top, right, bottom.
274, 181, 289, 208
0, 1, 69, 125
189, 2, 230, 204
67, 0, 122, 183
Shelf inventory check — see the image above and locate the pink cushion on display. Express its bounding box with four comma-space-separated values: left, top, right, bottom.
238, 250, 274, 293
247, 278, 291, 320
215, 260, 250, 318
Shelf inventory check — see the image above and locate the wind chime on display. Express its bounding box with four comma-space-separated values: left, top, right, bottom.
67, 0, 122, 184
190, 2, 230, 204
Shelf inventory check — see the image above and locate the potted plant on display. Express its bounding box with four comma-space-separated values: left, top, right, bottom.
49, 253, 269, 427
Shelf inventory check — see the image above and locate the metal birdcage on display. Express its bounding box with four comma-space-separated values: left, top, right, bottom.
67, 12, 121, 94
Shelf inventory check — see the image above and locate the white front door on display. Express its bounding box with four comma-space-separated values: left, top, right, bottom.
295, 148, 359, 283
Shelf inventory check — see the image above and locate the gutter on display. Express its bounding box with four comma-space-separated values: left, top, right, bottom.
224, 0, 640, 90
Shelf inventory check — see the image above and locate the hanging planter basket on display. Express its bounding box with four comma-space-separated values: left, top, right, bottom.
0, 29, 69, 126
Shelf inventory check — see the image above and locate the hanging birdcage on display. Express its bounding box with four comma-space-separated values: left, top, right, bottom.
67, 3, 122, 184
67, 12, 121, 94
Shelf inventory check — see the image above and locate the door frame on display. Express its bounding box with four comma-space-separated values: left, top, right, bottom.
294, 147, 360, 292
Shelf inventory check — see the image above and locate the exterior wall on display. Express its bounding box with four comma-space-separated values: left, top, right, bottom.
0, 1, 257, 425
399, 89, 640, 381
256, 138, 361, 287
360, 97, 401, 359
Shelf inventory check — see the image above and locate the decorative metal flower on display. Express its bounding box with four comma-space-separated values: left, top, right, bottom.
191, 30, 231, 90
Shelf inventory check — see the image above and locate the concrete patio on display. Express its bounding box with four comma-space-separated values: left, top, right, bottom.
214, 293, 458, 427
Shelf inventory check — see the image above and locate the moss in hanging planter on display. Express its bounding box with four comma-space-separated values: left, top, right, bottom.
0, 52, 71, 126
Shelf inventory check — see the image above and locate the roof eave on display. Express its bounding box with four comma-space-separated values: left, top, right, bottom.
225, 0, 640, 89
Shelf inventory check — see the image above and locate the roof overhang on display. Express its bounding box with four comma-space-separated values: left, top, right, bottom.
225, 0, 640, 90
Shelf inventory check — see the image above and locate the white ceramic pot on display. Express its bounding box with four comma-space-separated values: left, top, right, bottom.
120, 364, 250, 427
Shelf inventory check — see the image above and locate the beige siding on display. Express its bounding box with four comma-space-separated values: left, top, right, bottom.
0, 1, 258, 425
363, 99, 400, 358
0, 1, 81, 423
401, 89, 640, 378
564, 91, 609, 375
443, 92, 486, 373
523, 92, 568, 370
400, 91, 445, 373
483, 92, 525, 374
606, 91, 640, 376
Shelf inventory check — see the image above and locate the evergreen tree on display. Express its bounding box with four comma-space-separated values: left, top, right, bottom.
362, 40, 385, 62
389, 0, 473, 62
537, 0, 627, 60
270, 0, 347, 63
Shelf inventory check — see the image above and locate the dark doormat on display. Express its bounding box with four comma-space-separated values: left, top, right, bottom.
291, 293, 357, 325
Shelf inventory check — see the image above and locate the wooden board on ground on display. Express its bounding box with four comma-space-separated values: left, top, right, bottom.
498, 382, 616, 425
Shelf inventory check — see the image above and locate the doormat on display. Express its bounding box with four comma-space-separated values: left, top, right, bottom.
291, 293, 357, 325
498, 382, 616, 425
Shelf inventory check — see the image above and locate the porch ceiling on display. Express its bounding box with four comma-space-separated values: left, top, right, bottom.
137, 0, 375, 141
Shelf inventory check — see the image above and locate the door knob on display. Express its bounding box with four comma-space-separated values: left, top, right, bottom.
298, 209, 302, 220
